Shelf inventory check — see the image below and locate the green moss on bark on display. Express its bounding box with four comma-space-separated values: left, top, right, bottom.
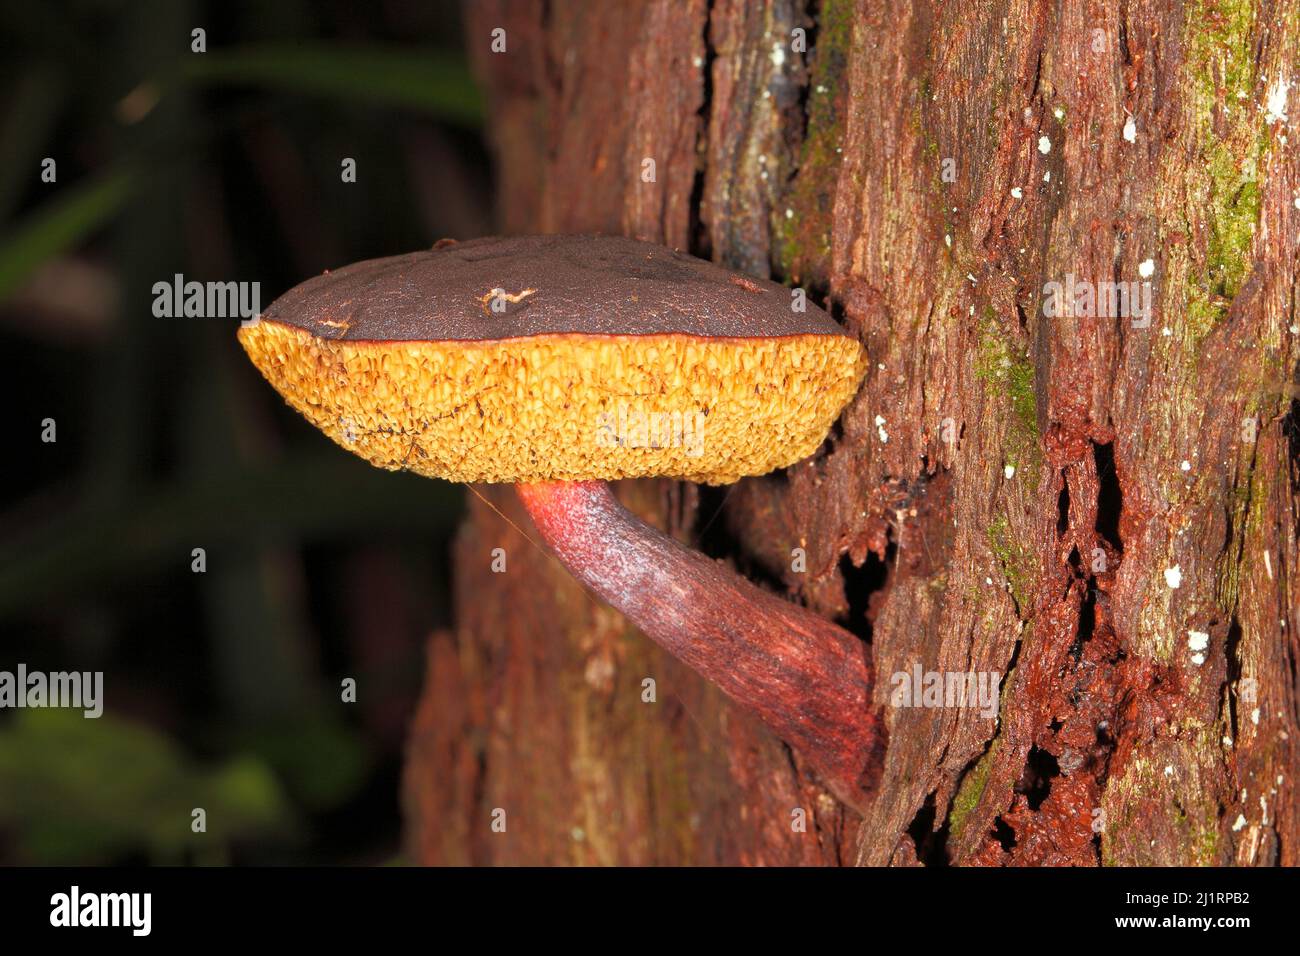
773, 0, 854, 285
987, 514, 1037, 611
975, 315, 1042, 488
947, 739, 1000, 840
1182, 0, 1263, 338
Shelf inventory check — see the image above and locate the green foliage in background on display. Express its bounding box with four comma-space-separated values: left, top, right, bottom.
1, 4, 482, 864
0, 42, 480, 307
0, 709, 294, 864
174, 45, 483, 125
0, 170, 134, 302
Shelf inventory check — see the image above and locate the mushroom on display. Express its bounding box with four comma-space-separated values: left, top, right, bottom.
237, 234, 884, 810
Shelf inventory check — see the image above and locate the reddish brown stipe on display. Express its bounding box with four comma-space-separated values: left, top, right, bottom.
517, 480, 884, 811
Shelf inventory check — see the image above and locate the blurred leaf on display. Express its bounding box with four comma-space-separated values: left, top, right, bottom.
0, 709, 293, 864
230, 716, 370, 812
0, 169, 133, 303
170, 45, 483, 125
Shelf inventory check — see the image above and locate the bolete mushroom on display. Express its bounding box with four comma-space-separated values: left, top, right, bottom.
237, 234, 883, 810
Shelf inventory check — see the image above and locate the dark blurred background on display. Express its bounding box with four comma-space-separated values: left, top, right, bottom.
0, 0, 491, 864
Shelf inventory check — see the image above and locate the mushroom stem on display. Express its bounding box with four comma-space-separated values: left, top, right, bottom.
516, 479, 884, 811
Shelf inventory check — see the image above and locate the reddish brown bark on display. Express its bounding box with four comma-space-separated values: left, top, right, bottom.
405, 0, 1299, 866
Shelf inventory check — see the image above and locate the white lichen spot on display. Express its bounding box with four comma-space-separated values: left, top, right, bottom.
1010, 186, 1023, 199
874, 415, 889, 444
1223, 735, 1234, 747
785, 208, 794, 219
1164, 565, 1182, 589
1004, 464, 1016, 479
944, 234, 952, 248
1232, 814, 1247, 832
1189, 630, 1209, 652
692, 56, 704, 69
1123, 114, 1137, 142
1162, 327, 1172, 336
1043, 170, 1051, 182
1053, 106, 1065, 120
770, 42, 786, 69
1164, 765, 1174, 777
1038, 135, 1051, 154
1191, 652, 1206, 666
1180, 459, 1191, 472
1265, 73, 1291, 125
1138, 258, 1155, 278
985, 577, 993, 585
1251, 708, 1261, 725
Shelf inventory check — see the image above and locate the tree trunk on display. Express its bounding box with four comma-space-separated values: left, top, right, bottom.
404, 0, 1299, 866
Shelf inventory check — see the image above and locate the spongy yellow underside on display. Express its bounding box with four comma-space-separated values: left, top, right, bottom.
237, 320, 866, 485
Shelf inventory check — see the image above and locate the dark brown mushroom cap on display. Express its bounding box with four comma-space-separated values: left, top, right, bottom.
260, 233, 847, 342
239, 235, 867, 484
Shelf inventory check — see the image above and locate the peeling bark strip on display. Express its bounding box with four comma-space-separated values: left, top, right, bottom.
406, 0, 1299, 865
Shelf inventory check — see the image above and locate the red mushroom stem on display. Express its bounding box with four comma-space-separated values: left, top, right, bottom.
516, 479, 884, 811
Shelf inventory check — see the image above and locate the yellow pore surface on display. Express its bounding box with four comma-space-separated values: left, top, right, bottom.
237, 320, 866, 485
